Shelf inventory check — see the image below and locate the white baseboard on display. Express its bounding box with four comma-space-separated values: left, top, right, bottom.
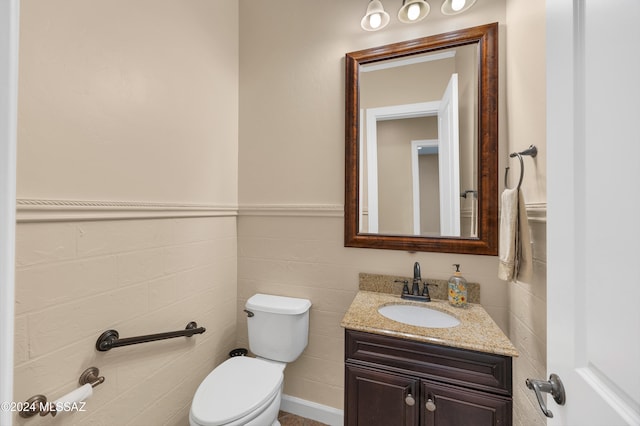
280, 394, 344, 426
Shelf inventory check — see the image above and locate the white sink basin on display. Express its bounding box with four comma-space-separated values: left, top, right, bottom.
378, 304, 460, 328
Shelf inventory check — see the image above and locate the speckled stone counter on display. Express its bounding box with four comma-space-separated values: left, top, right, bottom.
341, 291, 518, 357
359, 272, 481, 303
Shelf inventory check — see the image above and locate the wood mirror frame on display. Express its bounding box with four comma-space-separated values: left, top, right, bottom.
344, 22, 498, 255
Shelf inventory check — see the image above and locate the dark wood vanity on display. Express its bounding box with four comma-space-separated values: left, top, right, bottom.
345, 329, 512, 426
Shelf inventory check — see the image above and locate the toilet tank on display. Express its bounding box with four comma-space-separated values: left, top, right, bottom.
245, 294, 312, 363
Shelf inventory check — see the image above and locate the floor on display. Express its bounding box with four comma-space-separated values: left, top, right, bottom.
278, 411, 328, 426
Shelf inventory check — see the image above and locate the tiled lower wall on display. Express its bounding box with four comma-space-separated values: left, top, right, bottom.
13, 216, 237, 426
236, 214, 356, 409
12, 210, 544, 423
509, 211, 547, 426
236, 211, 512, 410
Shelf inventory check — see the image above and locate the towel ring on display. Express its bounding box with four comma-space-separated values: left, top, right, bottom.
505, 145, 537, 190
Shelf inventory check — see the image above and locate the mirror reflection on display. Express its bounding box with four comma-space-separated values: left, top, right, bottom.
359, 45, 478, 237
344, 23, 499, 255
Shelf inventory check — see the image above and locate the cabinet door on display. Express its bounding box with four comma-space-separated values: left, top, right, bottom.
346, 364, 419, 426
421, 380, 511, 426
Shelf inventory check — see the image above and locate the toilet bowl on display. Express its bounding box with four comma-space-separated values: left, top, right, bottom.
189, 294, 312, 426
189, 356, 284, 426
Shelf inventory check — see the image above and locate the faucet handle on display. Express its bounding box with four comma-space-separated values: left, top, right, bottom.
421, 281, 435, 300
394, 279, 410, 295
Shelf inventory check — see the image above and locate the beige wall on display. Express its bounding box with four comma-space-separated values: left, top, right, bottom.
377, 117, 437, 235
17, 0, 238, 205
239, 0, 518, 413
236, 215, 511, 408
360, 57, 455, 107
239, 0, 546, 422
14, 1, 239, 425
239, 0, 506, 206
419, 154, 440, 235
456, 44, 478, 198
506, 0, 547, 425
14, 218, 237, 426
13, 0, 547, 423
505, 0, 547, 205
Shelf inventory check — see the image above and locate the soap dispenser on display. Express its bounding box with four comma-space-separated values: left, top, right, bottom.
448, 264, 468, 307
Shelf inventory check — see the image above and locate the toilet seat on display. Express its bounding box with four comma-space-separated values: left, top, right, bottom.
190, 356, 284, 426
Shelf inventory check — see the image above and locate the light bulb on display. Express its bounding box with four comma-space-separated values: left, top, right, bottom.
407, 3, 421, 21
451, 0, 466, 11
369, 12, 382, 29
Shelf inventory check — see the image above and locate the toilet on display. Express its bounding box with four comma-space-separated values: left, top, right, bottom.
189, 294, 312, 426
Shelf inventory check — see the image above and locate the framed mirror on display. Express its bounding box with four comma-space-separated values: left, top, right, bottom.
344, 23, 498, 255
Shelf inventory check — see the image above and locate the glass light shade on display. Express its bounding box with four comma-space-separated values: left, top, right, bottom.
369, 12, 382, 28
408, 4, 421, 20
361, 0, 390, 31
451, 0, 465, 10
441, 0, 477, 15
398, 0, 430, 23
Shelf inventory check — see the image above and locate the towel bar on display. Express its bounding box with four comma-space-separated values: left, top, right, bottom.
95, 321, 206, 352
460, 190, 477, 199
505, 145, 537, 189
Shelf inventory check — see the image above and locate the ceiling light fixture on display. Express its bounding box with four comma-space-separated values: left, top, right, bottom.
441, 0, 477, 15
361, 0, 477, 30
398, 0, 430, 23
361, 0, 391, 31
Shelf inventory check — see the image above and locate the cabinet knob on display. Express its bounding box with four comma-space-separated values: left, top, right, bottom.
405, 393, 416, 406
425, 398, 436, 412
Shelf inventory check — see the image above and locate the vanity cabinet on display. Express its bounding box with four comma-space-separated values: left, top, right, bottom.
346, 365, 420, 425
345, 329, 513, 426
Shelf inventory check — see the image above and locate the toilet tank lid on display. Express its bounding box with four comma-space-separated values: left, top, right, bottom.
246, 294, 312, 314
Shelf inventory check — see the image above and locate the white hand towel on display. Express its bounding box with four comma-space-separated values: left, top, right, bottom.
498, 188, 518, 281
516, 190, 532, 282
498, 188, 532, 282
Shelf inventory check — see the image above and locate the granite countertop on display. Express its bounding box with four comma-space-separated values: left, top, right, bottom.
341, 291, 519, 357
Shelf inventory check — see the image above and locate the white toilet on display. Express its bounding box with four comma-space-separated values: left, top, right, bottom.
189, 294, 312, 426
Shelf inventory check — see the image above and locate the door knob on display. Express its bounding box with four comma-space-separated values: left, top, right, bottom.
525, 373, 566, 418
